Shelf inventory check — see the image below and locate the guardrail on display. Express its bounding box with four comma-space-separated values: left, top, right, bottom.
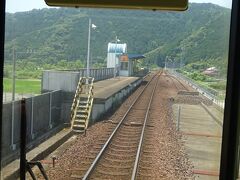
169, 69, 225, 111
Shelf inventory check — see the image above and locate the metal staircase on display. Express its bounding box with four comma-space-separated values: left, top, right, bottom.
71, 77, 94, 133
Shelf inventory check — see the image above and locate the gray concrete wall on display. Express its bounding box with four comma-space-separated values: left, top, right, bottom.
42, 71, 79, 92
60, 92, 75, 123
42, 68, 114, 92
2, 90, 62, 165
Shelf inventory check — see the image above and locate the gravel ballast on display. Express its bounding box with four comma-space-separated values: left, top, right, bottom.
34, 72, 195, 179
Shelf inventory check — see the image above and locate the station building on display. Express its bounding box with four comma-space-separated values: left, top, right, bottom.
107, 42, 146, 77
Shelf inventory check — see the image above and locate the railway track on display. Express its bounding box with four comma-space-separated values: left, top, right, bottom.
164, 71, 189, 91
38, 70, 194, 179
68, 71, 162, 179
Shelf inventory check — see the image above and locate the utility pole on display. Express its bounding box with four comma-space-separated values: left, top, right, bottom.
86, 18, 96, 82
87, 18, 91, 79
114, 36, 117, 78
10, 48, 37, 149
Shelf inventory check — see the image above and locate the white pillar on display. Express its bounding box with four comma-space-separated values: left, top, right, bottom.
87, 18, 91, 81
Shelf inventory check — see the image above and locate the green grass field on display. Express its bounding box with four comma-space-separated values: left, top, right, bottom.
3, 78, 41, 94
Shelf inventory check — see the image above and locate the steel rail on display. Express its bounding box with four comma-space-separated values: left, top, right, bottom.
131, 72, 161, 180
166, 73, 188, 91
165, 74, 179, 90
82, 71, 159, 180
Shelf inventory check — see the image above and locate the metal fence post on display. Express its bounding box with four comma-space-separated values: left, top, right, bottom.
177, 105, 181, 131
102, 68, 104, 79
104, 68, 106, 79
31, 96, 35, 139
11, 101, 16, 150
49, 92, 52, 129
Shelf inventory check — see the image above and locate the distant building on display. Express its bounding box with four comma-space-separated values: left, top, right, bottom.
119, 54, 146, 76
202, 67, 219, 76
107, 43, 127, 68
107, 42, 145, 77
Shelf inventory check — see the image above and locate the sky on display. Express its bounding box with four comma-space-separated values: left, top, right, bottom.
6, 0, 232, 13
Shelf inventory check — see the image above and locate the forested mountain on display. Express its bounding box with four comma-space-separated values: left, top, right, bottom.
4, 3, 231, 72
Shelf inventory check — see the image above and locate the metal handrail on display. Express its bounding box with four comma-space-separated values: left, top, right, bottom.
70, 77, 83, 119
71, 77, 94, 130
171, 70, 217, 98
85, 78, 94, 129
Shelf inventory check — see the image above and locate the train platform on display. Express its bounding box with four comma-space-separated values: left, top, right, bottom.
173, 103, 223, 179
94, 76, 140, 100
91, 76, 142, 121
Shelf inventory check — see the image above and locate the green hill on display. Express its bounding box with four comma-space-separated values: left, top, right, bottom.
4, 3, 231, 76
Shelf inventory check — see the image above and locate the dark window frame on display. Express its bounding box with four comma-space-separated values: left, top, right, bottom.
220, 0, 240, 179
0, 0, 5, 178
0, 1, 240, 179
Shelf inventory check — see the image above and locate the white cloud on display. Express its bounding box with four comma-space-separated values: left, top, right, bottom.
189, 0, 232, 8
6, 0, 49, 13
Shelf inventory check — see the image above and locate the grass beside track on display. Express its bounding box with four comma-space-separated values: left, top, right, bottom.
3, 78, 41, 94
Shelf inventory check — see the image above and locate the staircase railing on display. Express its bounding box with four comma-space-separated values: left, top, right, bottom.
70, 77, 94, 132
85, 78, 94, 129
70, 77, 83, 121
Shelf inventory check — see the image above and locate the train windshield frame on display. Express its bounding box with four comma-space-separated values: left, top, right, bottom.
0, 0, 240, 179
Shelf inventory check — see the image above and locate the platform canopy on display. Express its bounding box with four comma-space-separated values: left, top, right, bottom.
127, 54, 146, 60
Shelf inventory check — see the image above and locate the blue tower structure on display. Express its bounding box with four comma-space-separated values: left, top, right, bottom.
107, 43, 127, 68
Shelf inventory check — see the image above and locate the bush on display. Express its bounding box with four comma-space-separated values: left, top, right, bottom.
189, 72, 206, 81
209, 81, 226, 90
